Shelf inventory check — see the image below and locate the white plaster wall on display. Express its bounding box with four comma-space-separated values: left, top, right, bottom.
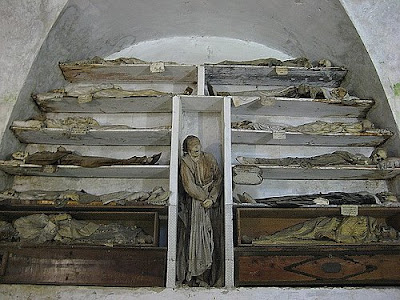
106, 36, 292, 64
340, 0, 400, 194
0, 0, 67, 129
0, 0, 68, 189
341, 0, 400, 121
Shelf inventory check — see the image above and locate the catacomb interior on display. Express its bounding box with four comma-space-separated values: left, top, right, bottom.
1, 0, 400, 289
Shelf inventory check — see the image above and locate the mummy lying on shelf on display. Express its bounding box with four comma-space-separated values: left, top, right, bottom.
61, 56, 180, 66
13, 116, 171, 132
236, 148, 400, 170
7, 146, 161, 167
213, 85, 361, 106
235, 191, 399, 207
34, 84, 170, 104
232, 119, 392, 135
33, 83, 192, 105
215, 57, 330, 68
0, 213, 154, 246
248, 216, 399, 245
0, 186, 170, 207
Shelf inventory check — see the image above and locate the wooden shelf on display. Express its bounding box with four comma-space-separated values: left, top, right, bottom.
236, 206, 400, 218
231, 97, 373, 118
11, 126, 172, 146
233, 164, 400, 180
205, 64, 347, 87
60, 63, 197, 83
231, 129, 390, 147
34, 94, 173, 113
0, 200, 168, 211
0, 163, 170, 178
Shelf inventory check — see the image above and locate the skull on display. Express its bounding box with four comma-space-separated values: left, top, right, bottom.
331, 87, 348, 100
11, 151, 28, 161
318, 59, 332, 68
370, 148, 388, 164
361, 119, 374, 131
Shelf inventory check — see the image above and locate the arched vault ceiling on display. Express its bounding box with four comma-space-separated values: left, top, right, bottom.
48, 0, 365, 65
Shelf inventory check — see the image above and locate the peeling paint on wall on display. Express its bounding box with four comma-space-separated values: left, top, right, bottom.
393, 83, 400, 97
1, 93, 18, 103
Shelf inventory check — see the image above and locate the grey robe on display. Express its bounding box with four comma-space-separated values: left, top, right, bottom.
179, 152, 222, 282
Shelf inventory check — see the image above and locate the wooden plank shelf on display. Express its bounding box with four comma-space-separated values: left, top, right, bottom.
34, 94, 173, 113
0, 163, 170, 178
236, 206, 400, 218
11, 126, 172, 146
0, 200, 168, 211
233, 164, 400, 180
231, 97, 373, 119
231, 129, 391, 147
205, 64, 347, 87
60, 63, 198, 84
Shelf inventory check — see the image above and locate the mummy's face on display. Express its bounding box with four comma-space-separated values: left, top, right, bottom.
188, 143, 201, 159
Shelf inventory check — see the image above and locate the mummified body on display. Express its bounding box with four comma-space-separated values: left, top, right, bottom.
251, 216, 399, 245
17, 146, 161, 167
177, 136, 222, 286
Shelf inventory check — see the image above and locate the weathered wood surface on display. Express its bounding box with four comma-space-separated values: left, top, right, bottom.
12, 127, 172, 146
235, 247, 400, 286
205, 65, 347, 87
231, 97, 373, 118
0, 163, 170, 178
34, 95, 173, 113
233, 164, 400, 180
60, 63, 198, 83
1, 199, 168, 211
0, 246, 166, 286
231, 129, 391, 147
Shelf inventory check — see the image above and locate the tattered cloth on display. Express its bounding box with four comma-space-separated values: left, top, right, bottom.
237, 191, 379, 207
252, 216, 398, 245
12, 213, 153, 246
215, 57, 313, 68
236, 151, 372, 167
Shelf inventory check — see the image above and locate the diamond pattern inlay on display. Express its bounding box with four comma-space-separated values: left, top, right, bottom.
285, 256, 376, 280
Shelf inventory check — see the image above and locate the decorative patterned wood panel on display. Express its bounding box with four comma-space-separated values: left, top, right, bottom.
235, 248, 400, 286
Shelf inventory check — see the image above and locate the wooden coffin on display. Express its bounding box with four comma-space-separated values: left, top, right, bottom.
235, 207, 400, 286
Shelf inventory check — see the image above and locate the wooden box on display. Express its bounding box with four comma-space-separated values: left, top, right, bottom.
235, 207, 400, 286
0, 210, 166, 286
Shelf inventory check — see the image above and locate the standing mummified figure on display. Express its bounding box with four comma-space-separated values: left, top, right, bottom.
177, 135, 223, 286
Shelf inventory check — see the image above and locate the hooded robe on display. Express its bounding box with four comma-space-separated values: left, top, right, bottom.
178, 151, 222, 283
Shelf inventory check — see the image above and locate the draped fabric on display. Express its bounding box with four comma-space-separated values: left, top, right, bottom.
177, 151, 222, 284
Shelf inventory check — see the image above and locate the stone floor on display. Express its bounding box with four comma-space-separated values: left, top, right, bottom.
1, 285, 400, 300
